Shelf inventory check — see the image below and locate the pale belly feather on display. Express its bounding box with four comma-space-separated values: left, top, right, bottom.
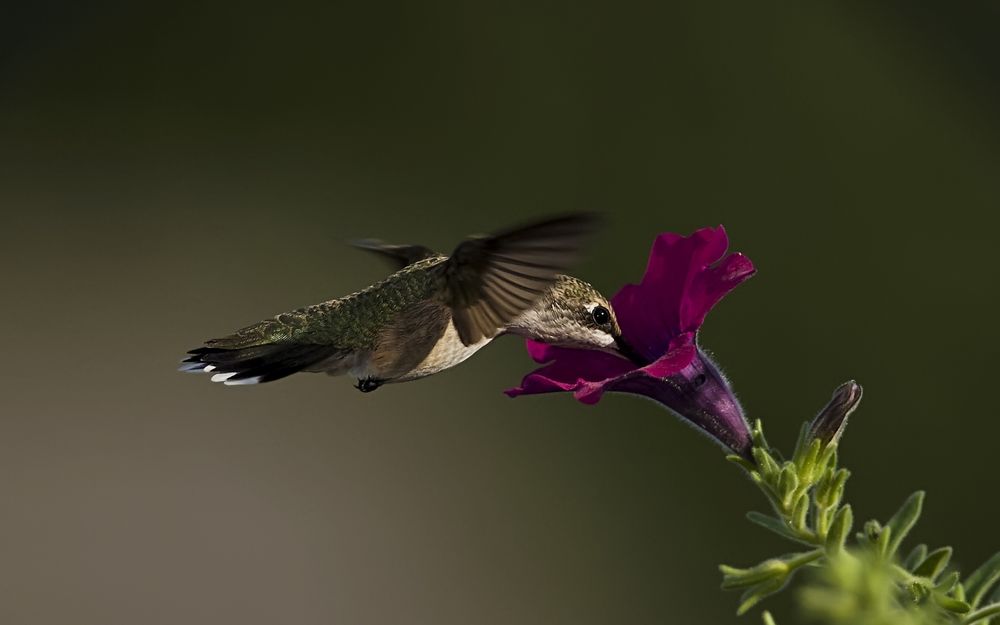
395, 321, 493, 381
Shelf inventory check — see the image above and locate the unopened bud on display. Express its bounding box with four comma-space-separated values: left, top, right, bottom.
808, 380, 863, 446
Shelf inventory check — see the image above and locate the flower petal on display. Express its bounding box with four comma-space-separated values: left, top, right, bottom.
506, 341, 697, 404
612, 226, 754, 361
613, 348, 751, 457
505, 342, 635, 400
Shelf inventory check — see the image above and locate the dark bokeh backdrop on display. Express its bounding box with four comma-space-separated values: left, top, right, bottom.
2, 2, 998, 624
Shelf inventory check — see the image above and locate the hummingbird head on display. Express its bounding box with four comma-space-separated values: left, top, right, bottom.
506, 276, 645, 364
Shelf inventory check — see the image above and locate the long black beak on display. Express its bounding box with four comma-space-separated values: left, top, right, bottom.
614, 334, 648, 366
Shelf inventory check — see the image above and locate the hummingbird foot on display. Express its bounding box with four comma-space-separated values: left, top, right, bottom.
355, 377, 383, 393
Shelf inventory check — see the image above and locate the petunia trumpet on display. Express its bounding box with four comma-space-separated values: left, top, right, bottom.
506, 226, 756, 459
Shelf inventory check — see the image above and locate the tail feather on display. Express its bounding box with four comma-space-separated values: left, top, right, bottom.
181, 343, 341, 385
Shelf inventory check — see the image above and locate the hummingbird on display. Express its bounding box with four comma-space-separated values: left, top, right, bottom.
181, 213, 640, 391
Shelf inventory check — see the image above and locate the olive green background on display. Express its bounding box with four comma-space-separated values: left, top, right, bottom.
2, 2, 998, 624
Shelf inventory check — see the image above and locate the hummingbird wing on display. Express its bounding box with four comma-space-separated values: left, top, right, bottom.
350, 239, 440, 270
443, 212, 599, 346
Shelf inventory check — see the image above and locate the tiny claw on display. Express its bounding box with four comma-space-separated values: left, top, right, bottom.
356, 377, 382, 393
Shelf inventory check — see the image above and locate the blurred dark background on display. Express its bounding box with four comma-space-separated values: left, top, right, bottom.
2, 2, 998, 624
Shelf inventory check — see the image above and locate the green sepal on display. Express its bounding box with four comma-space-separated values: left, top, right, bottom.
905, 544, 929, 571
866, 520, 882, 537
722, 551, 822, 592
933, 592, 970, 614
816, 443, 838, 476
752, 447, 781, 480
859, 520, 882, 550
727, 454, 758, 474
721, 559, 788, 589
791, 421, 811, 466
737, 577, 787, 616
813, 468, 835, 507
883, 491, 924, 560
908, 580, 932, 603
964, 552, 1000, 608
829, 469, 850, 507
821, 506, 839, 538
778, 464, 799, 508
936, 571, 960, 594
746, 511, 813, 546
797, 439, 822, 484
914, 546, 953, 581
825, 505, 853, 554
961, 603, 1000, 625
955, 582, 967, 603
791, 492, 810, 530
876, 524, 893, 558
752, 419, 769, 451
761, 610, 777, 625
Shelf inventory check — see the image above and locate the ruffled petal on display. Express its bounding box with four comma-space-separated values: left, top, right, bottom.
680, 251, 755, 332
505, 342, 635, 400
611, 226, 754, 361
506, 341, 696, 404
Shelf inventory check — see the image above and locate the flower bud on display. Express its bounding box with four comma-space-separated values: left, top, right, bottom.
808, 380, 863, 446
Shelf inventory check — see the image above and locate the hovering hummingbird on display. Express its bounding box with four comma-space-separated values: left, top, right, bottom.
181, 213, 640, 391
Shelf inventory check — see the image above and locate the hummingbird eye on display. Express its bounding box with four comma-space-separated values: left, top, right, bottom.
591, 305, 611, 326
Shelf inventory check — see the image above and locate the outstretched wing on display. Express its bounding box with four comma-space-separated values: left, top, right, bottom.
351, 239, 440, 271
443, 213, 599, 345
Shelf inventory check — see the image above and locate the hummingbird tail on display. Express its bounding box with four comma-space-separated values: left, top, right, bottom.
180, 342, 342, 385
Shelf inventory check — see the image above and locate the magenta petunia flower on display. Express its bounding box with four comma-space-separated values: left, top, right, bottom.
506, 226, 756, 458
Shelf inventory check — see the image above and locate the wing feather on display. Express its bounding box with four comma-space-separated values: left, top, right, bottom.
351, 239, 440, 270
443, 213, 599, 345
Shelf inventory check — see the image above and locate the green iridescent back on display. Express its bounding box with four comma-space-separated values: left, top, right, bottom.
207, 256, 449, 350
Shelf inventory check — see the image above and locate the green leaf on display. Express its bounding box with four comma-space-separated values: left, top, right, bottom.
965, 552, 1000, 608
761, 610, 777, 625
904, 544, 929, 571
883, 491, 924, 559
825, 505, 853, 554
914, 547, 953, 581
746, 512, 813, 546
962, 603, 1000, 625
